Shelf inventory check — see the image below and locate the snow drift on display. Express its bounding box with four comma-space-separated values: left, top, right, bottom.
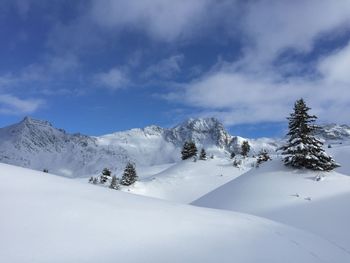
1, 163, 349, 262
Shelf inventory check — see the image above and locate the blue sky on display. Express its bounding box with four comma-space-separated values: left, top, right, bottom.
1, 0, 350, 138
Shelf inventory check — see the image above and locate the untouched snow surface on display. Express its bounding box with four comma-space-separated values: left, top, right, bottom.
127, 158, 250, 203
328, 142, 350, 175
194, 159, 350, 253
1, 163, 350, 262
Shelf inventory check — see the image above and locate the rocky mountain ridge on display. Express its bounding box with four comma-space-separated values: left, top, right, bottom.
0, 117, 345, 177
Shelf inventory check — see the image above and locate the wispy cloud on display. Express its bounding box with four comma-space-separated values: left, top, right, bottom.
0, 94, 44, 115
94, 67, 129, 90
89, 0, 213, 42
164, 1, 350, 126
142, 54, 184, 79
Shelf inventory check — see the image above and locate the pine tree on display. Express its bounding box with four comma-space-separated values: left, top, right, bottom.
121, 162, 138, 186
256, 149, 271, 166
100, 168, 112, 184
109, 175, 119, 190
230, 151, 236, 159
88, 176, 94, 183
199, 148, 207, 160
93, 177, 98, 184
181, 141, 198, 160
281, 98, 339, 171
241, 141, 250, 157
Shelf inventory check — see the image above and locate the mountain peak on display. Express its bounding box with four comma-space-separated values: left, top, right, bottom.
176, 117, 223, 130
167, 117, 231, 149
20, 116, 53, 127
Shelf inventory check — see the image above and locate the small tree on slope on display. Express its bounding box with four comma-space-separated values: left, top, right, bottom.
199, 148, 207, 160
121, 162, 138, 186
257, 149, 271, 166
241, 141, 250, 157
109, 175, 119, 190
100, 168, 112, 183
281, 98, 339, 171
181, 141, 198, 160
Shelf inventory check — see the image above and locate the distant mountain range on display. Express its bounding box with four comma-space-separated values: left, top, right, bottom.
0, 116, 347, 177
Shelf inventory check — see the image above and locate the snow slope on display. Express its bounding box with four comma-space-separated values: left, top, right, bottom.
127, 158, 250, 203
327, 142, 350, 175
194, 159, 350, 252
1, 163, 350, 263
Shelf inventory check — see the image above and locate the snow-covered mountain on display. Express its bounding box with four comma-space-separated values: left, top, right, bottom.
1, 116, 346, 177
0, 117, 129, 177
316, 124, 350, 141
0, 116, 266, 177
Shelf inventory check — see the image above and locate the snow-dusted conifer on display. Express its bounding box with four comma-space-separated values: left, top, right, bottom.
100, 168, 112, 183
109, 175, 119, 189
181, 141, 198, 160
256, 149, 271, 166
241, 141, 250, 157
92, 177, 98, 184
230, 152, 235, 159
199, 148, 207, 160
121, 162, 138, 186
281, 98, 339, 171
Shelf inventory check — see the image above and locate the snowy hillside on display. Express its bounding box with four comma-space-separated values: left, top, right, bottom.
316, 124, 350, 141
1, 163, 350, 263
0, 116, 278, 177
127, 158, 250, 203
193, 159, 350, 253
328, 142, 350, 174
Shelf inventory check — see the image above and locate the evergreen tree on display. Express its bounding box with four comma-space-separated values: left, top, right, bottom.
88, 176, 93, 183
43, 169, 48, 173
230, 151, 236, 159
281, 98, 339, 171
256, 149, 271, 166
181, 141, 198, 160
92, 177, 98, 184
199, 148, 207, 160
109, 175, 119, 190
121, 162, 138, 186
241, 141, 250, 157
100, 168, 112, 183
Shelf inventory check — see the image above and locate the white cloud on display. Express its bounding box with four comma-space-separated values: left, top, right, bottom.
0, 94, 44, 115
95, 67, 129, 90
168, 63, 350, 125
318, 41, 350, 85
142, 54, 184, 79
90, 0, 213, 41
164, 1, 350, 126
242, 0, 350, 64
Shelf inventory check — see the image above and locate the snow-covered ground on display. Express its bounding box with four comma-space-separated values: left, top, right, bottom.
127, 158, 250, 203
1, 162, 350, 263
328, 142, 350, 175
194, 159, 350, 253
